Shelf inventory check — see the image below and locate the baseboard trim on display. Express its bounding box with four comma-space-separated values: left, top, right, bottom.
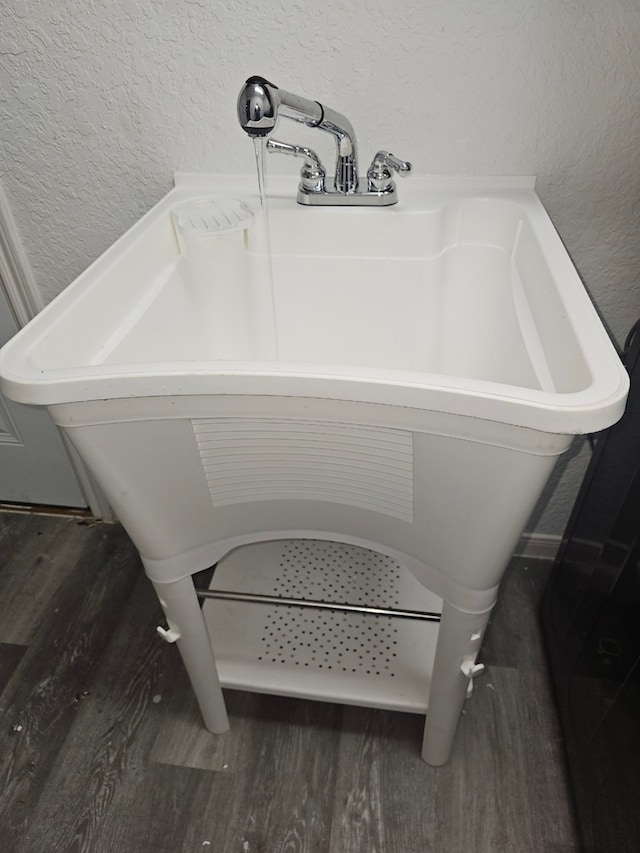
0, 501, 93, 519
513, 533, 562, 561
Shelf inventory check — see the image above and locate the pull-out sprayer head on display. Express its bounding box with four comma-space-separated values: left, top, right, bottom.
236, 74, 365, 198
237, 75, 278, 137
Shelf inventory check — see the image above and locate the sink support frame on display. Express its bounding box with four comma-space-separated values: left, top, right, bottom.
47, 392, 575, 765
154, 539, 496, 767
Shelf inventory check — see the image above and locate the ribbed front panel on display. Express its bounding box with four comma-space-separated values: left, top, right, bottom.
192, 418, 414, 521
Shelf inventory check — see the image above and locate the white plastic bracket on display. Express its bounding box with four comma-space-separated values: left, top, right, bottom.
461, 655, 485, 698
460, 655, 486, 679
157, 624, 181, 643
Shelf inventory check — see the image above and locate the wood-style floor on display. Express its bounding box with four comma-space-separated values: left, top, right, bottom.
0, 511, 577, 853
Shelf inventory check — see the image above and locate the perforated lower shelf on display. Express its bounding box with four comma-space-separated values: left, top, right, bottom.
202, 540, 443, 713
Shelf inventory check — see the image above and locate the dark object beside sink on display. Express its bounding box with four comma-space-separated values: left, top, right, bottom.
542, 319, 640, 853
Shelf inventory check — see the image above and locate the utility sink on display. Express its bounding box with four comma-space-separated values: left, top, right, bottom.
0, 174, 628, 434
0, 172, 630, 767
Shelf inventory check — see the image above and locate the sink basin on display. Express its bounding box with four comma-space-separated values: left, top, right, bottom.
0, 173, 629, 766
0, 174, 628, 433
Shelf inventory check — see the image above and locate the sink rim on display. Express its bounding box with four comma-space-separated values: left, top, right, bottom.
0, 352, 628, 435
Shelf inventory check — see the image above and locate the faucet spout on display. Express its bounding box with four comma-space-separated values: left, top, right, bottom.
237, 75, 358, 193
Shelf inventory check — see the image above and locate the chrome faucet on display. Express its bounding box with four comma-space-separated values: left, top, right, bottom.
237, 75, 411, 206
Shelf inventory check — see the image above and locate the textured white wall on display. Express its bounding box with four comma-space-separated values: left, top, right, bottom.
1, 0, 639, 535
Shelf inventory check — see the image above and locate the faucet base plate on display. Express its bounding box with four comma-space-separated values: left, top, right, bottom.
297, 185, 398, 207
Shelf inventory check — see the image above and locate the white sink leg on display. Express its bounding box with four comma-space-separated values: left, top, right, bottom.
152, 576, 230, 734
421, 598, 495, 765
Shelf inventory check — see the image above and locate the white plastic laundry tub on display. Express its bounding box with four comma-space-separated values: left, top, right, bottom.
0, 175, 629, 764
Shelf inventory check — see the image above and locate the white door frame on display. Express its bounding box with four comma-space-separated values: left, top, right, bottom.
0, 182, 113, 519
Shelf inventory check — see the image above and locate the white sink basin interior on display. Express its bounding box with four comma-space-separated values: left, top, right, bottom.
100, 198, 569, 390
0, 174, 627, 433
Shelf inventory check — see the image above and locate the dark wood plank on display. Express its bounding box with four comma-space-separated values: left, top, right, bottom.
155, 690, 343, 853
219, 694, 341, 853
330, 668, 577, 853
330, 705, 413, 852
0, 515, 110, 645
0, 513, 578, 853
17, 571, 173, 853
0, 522, 141, 851
0, 642, 27, 696
116, 762, 235, 853
151, 678, 260, 773
446, 666, 577, 853
482, 557, 551, 669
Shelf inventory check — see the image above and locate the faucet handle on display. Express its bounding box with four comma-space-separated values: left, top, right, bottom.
367, 151, 412, 192
266, 139, 326, 193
